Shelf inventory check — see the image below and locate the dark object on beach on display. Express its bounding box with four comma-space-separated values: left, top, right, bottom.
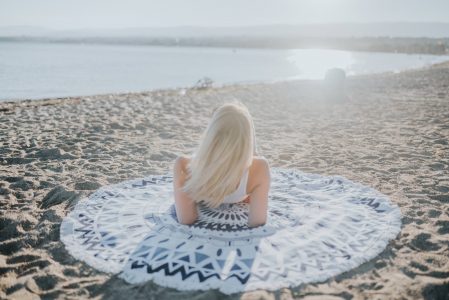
28, 148, 77, 160
323, 68, 348, 102
193, 77, 214, 90
40, 186, 79, 209
75, 181, 101, 190
422, 281, 449, 300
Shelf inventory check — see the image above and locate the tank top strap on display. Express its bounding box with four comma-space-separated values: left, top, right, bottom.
238, 167, 249, 195
222, 167, 249, 204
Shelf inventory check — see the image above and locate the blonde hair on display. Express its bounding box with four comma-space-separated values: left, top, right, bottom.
183, 102, 255, 208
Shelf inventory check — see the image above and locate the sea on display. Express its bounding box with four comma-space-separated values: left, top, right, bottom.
1, 41, 448, 101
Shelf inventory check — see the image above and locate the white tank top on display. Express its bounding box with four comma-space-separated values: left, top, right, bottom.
222, 168, 249, 204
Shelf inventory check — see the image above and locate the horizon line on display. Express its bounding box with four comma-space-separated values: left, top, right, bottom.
2, 21, 449, 32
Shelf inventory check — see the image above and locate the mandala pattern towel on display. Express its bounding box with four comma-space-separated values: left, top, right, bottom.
60, 168, 402, 294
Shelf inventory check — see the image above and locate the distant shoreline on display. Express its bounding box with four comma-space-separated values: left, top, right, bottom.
1, 35, 449, 55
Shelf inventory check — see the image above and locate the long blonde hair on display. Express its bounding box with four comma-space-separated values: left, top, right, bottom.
183, 102, 255, 208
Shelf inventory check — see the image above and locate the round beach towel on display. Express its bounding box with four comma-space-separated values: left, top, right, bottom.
60, 168, 402, 294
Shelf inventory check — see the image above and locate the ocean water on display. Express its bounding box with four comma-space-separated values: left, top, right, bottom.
0, 41, 448, 101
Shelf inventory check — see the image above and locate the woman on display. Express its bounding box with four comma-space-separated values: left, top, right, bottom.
173, 102, 271, 227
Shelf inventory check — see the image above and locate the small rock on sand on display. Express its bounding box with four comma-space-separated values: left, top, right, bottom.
28, 148, 77, 160
410, 233, 441, 251
10, 179, 34, 191
74, 181, 101, 190
40, 186, 78, 209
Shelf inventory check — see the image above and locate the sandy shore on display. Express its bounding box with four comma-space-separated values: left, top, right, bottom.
1, 62, 449, 299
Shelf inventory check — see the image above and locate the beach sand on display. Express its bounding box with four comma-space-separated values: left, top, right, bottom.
1, 62, 448, 299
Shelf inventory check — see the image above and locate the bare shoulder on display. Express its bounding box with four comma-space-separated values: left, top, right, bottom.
251, 156, 270, 170
174, 156, 191, 175
249, 156, 270, 181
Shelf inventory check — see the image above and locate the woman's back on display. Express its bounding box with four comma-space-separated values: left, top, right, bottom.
222, 167, 249, 204
178, 156, 263, 202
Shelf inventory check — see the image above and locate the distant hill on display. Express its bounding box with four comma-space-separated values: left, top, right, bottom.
1, 22, 449, 38
2, 23, 449, 55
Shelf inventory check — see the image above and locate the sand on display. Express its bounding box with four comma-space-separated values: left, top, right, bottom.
0, 62, 448, 300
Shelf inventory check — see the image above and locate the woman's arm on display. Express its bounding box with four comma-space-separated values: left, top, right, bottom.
173, 156, 198, 225
248, 158, 271, 228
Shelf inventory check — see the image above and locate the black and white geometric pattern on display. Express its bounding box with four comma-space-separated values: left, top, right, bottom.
60, 168, 402, 294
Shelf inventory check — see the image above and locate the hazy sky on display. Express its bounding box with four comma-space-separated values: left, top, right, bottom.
1, 0, 449, 29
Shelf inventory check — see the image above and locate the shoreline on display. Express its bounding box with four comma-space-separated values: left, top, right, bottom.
1, 59, 449, 299
1, 58, 449, 108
